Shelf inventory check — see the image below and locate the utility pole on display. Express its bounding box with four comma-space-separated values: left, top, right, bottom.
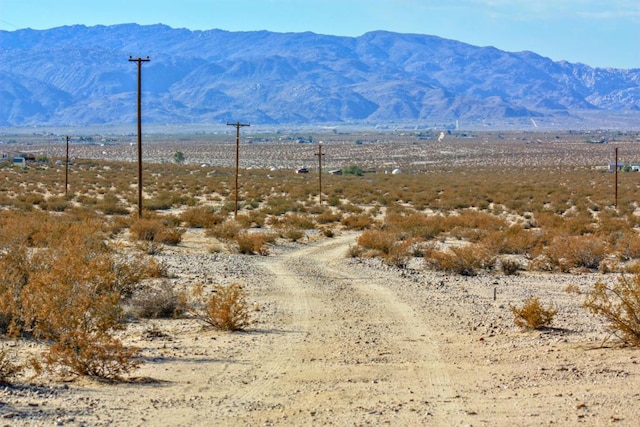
129, 56, 150, 217
615, 147, 619, 208
65, 135, 69, 195
316, 141, 325, 205
227, 121, 250, 218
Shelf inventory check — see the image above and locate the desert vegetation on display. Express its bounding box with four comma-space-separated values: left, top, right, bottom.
1, 130, 639, 392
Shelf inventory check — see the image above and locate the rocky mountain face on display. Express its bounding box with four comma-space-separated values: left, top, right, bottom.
0, 24, 638, 127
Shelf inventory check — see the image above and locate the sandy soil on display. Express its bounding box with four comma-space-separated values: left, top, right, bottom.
1, 232, 639, 426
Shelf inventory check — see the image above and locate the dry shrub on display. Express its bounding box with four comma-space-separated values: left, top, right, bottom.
282, 228, 305, 242
0, 216, 145, 380
544, 235, 606, 272
0, 349, 22, 384
109, 253, 165, 298
0, 245, 30, 336
97, 194, 130, 215
511, 296, 557, 330
41, 196, 70, 212
236, 231, 270, 255
316, 211, 342, 224
500, 258, 523, 275
613, 232, 640, 261
130, 217, 184, 246
583, 276, 640, 346
190, 283, 250, 331
357, 230, 397, 256
155, 227, 183, 245
206, 220, 243, 240
341, 214, 374, 230
425, 243, 495, 276
385, 238, 414, 269
128, 280, 183, 319
180, 206, 225, 228
44, 330, 139, 379
482, 225, 542, 256
347, 243, 364, 258
269, 213, 316, 230
384, 211, 442, 240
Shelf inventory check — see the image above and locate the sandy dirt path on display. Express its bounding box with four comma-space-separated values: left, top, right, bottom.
239, 233, 466, 425
3, 232, 640, 426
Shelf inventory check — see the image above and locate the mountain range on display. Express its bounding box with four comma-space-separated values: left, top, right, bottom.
0, 24, 638, 128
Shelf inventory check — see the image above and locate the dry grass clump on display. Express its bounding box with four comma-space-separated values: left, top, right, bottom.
188, 283, 251, 331
511, 296, 557, 330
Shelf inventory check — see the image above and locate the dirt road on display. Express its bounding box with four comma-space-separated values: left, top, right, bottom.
3, 232, 640, 426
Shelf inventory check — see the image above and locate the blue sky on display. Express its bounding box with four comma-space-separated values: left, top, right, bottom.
0, 0, 638, 69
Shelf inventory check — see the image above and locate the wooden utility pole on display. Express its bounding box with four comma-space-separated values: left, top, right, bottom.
129, 56, 150, 217
615, 147, 619, 208
227, 121, 250, 218
65, 135, 69, 195
316, 141, 325, 205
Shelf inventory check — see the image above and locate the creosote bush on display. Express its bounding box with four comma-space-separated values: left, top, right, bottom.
582, 275, 640, 346
0, 214, 152, 380
425, 244, 495, 276
236, 231, 271, 255
511, 296, 557, 330
128, 280, 183, 319
130, 216, 184, 245
188, 283, 250, 331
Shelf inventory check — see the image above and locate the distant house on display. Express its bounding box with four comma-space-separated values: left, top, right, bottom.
13, 157, 26, 167
608, 161, 625, 172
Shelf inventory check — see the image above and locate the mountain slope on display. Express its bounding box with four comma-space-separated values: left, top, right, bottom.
0, 24, 638, 126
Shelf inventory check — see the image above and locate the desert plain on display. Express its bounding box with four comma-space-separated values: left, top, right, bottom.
0, 128, 639, 426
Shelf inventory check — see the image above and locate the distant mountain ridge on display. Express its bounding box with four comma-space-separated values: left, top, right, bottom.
0, 24, 638, 127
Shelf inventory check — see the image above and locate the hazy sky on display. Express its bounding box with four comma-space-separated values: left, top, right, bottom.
0, 0, 638, 69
